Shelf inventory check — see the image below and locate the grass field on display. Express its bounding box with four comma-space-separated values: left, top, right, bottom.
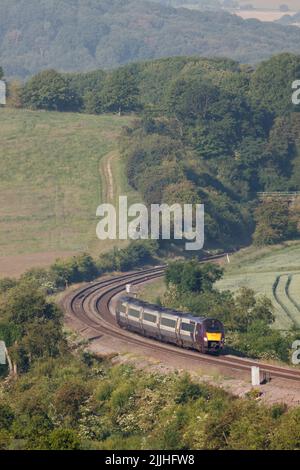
216, 242, 300, 330
0, 108, 135, 276
137, 278, 167, 304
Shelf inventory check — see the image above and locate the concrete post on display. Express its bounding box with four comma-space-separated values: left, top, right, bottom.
251, 366, 260, 386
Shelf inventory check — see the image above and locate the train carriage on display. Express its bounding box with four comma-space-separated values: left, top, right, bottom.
116, 296, 225, 354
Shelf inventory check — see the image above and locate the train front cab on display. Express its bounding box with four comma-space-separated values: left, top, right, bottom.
200, 318, 225, 354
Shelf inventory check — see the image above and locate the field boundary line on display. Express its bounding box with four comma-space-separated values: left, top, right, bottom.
272, 275, 296, 327
286, 274, 300, 318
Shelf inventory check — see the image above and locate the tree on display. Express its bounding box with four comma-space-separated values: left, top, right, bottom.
249, 54, 300, 116
166, 77, 220, 123
166, 261, 223, 293
1, 281, 62, 326
101, 69, 140, 114
22, 70, 80, 111
253, 200, 298, 246
230, 287, 274, 332
54, 382, 90, 421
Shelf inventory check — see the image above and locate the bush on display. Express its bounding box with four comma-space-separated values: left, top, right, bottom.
47, 429, 81, 450
54, 382, 90, 420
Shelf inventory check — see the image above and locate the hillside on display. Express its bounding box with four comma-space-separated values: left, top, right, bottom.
2, 0, 300, 78
0, 108, 134, 277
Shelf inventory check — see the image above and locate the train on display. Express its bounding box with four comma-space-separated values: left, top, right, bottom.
116, 296, 225, 354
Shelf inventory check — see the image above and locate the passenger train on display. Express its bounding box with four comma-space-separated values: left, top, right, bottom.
116, 296, 225, 354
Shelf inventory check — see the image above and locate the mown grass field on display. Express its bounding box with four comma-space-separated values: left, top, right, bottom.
216, 242, 300, 330
0, 108, 135, 276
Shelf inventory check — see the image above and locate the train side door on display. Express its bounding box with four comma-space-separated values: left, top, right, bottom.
175, 318, 181, 346
139, 308, 144, 332
195, 323, 204, 352
124, 303, 129, 327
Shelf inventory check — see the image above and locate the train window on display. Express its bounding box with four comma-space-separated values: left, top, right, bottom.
143, 312, 157, 323
181, 322, 195, 333
128, 308, 140, 318
161, 317, 176, 328
205, 319, 222, 332
120, 304, 127, 314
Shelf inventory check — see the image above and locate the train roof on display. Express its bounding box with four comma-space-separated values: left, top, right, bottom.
119, 295, 208, 323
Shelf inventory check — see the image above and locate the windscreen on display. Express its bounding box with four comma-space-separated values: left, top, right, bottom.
204, 319, 223, 333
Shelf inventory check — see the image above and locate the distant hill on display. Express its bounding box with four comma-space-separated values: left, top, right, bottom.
278, 11, 300, 25
2, 0, 300, 78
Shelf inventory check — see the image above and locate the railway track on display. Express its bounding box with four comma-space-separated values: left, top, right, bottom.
62, 257, 300, 384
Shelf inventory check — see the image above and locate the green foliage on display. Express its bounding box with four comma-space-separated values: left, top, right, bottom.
100, 68, 140, 113
228, 287, 275, 332
50, 254, 99, 289
249, 53, 300, 116
0, 277, 17, 294
46, 428, 81, 450
98, 241, 158, 273
22, 70, 80, 111
118, 55, 300, 247
271, 408, 300, 449
54, 382, 90, 421
0, 404, 14, 430
253, 200, 298, 246
0, 280, 65, 372
166, 261, 224, 293
1, 352, 300, 450
228, 320, 292, 361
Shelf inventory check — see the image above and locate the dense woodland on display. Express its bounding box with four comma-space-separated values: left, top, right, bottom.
2, 0, 300, 78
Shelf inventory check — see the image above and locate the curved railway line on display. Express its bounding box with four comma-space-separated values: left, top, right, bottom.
62, 256, 300, 384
